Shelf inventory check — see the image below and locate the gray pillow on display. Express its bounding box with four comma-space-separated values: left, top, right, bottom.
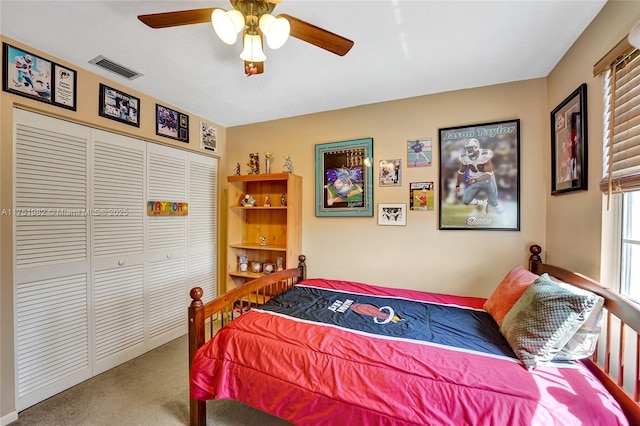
552, 281, 605, 361
500, 274, 604, 370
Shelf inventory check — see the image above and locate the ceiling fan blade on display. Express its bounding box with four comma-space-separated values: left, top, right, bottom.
138, 8, 218, 29
278, 14, 354, 56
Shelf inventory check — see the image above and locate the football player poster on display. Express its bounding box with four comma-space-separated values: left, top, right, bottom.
438, 119, 520, 231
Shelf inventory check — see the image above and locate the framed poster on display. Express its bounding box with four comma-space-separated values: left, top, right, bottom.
98, 83, 140, 127
156, 104, 188, 142
438, 119, 520, 231
551, 83, 587, 195
378, 203, 407, 226
200, 120, 217, 151
315, 138, 374, 217
3, 42, 77, 111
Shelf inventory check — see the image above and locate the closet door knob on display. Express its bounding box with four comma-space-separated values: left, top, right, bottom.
166, 253, 172, 259
118, 260, 125, 266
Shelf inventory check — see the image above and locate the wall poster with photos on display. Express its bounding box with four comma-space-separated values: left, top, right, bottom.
3, 42, 77, 111
156, 104, 189, 142
439, 119, 520, 231
315, 138, 373, 217
98, 83, 140, 127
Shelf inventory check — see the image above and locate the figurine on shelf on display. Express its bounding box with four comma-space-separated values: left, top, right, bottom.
264, 194, 271, 207
247, 152, 259, 175
283, 155, 293, 173
280, 193, 287, 206
234, 162, 241, 176
241, 194, 256, 207
259, 235, 267, 246
264, 152, 273, 174
276, 256, 284, 271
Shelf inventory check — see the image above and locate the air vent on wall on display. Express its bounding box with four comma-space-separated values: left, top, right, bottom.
88, 56, 143, 80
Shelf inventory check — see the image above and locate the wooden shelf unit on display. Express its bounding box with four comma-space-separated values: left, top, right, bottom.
226, 173, 302, 289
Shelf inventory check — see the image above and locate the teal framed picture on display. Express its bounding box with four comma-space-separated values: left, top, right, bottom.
315, 138, 374, 217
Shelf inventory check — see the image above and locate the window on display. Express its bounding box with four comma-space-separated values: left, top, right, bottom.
597, 38, 640, 299
622, 191, 640, 301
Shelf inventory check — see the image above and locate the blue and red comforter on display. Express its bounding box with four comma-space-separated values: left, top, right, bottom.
191, 278, 627, 425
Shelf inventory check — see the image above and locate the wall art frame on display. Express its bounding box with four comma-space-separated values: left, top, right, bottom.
156, 103, 188, 142
550, 83, 588, 195
200, 120, 217, 151
378, 203, 407, 226
3, 42, 77, 111
315, 137, 374, 217
98, 83, 140, 127
438, 119, 520, 231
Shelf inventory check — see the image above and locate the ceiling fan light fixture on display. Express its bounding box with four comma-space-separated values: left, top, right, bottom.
211, 9, 245, 45
240, 33, 267, 62
260, 14, 290, 50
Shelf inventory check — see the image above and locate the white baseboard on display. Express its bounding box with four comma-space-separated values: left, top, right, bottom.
0, 411, 18, 426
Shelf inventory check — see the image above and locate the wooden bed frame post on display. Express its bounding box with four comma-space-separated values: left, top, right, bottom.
528, 244, 542, 271
189, 287, 206, 426
298, 254, 307, 280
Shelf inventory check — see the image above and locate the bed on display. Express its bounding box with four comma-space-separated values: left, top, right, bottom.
187, 246, 640, 425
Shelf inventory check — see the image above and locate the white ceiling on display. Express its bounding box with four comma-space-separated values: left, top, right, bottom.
1, 0, 606, 128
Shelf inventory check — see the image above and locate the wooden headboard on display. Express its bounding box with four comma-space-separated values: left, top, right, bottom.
528, 244, 640, 424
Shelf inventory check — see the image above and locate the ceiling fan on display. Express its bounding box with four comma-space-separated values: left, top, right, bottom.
138, 0, 354, 76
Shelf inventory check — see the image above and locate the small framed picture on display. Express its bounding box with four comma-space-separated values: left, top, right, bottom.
408, 138, 432, 167
98, 83, 140, 127
410, 182, 434, 211
156, 104, 188, 142
379, 159, 402, 186
3, 42, 77, 111
200, 120, 217, 151
378, 203, 407, 226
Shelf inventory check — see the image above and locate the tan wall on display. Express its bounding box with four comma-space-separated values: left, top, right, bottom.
545, 0, 640, 281
0, 36, 227, 421
228, 77, 549, 297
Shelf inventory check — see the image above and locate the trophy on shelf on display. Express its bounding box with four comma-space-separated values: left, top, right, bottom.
247, 152, 259, 174
283, 155, 293, 173
265, 152, 273, 174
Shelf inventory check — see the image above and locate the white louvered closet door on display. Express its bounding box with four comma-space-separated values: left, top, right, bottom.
91, 129, 147, 374
13, 109, 92, 411
187, 152, 218, 304
146, 143, 188, 349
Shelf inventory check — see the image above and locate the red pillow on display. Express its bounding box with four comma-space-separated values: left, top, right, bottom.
484, 266, 539, 325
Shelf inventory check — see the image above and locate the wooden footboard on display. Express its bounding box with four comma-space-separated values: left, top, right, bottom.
188, 255, 306, 426
528, 245, 640, 424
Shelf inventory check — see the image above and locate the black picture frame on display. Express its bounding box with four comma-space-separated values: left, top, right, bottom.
2, 42, 77, 111
156, 104, 188, 142
438, 119, 520, 231
98, 83, 140, 127
550, 83, 588, 195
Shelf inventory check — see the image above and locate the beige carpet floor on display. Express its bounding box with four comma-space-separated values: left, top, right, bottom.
12, 335, 292, 426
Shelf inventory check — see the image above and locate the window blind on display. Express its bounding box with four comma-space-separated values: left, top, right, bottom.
600, 47, 640, 194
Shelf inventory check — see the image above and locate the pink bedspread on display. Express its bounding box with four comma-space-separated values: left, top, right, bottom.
191, 278, 628, 425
